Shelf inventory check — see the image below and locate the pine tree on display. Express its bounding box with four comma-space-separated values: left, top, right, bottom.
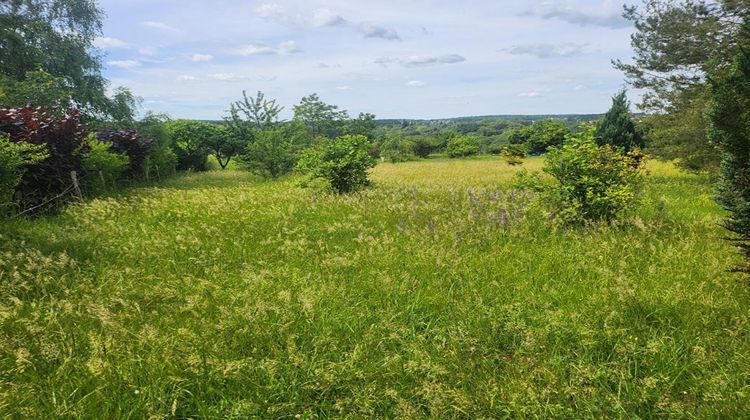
708, 16, 750, 271
595, 90, 644, 151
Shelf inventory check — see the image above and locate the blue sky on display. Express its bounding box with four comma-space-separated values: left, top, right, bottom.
95, 0, 638, 120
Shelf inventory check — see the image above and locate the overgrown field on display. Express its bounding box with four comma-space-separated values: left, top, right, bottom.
1, 157, 749, 417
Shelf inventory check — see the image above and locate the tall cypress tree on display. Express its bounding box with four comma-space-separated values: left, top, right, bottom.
595, 90, 644, 151
709, 15, 750, 271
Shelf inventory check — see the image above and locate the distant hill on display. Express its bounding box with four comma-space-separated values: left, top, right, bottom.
374, 114, 605, 126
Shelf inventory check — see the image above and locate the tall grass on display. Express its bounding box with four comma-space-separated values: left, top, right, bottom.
1, 157, 748, 417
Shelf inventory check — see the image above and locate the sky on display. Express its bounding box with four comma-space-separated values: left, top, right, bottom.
95, 0, 639, 120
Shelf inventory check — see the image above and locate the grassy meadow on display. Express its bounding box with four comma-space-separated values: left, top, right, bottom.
1, 157, 749, 417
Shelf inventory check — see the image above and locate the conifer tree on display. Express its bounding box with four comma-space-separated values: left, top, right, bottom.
595, 90, 643, 151
708, 16, 750, 271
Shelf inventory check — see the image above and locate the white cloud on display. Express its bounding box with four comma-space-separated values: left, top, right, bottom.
141, 21, 180, 33
335, 85, 352, 90
254, 3, 399, 41
506, 43, 587, 59
574, 85, 586, 91
229, 41, 300, 56
191, 54, 214, 62
94, 37, 128, 48
406, 80, 426, 87
176, 75, 199, 82
255, 3, 287, 21
210, 73, 248, 82
378, 54, 466, 68
107, 60, 140, 69
311, 8, 347, 27
518, 91, 543, 98
523, 0, 629, 28
138, 47, 158, 56
359, 23, 400, 40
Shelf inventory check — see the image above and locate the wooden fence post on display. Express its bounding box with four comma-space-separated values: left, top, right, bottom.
70, 171, 83, 199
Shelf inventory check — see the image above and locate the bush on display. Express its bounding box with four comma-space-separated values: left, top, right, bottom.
95, 130, 152, 179
297, 135, 376, 193
241, 129, 297, 178
0, 107, 88, 208
509, 119, 570, 154
446, 135, 481, 158
164, 120, 211, 171
514, 126, 645, 225
380, 134, 416, 163
409, 135, 439, 158
0, 134, 47, 215
82, 134, 129, 192
138, 113, 178, 177
500, 143, 527, 166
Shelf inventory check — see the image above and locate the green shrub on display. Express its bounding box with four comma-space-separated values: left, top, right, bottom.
409, 135, 439, 158
500, 143, 527, 166
515, 126, 645, 225
446, 135, 481, 158
297, 135, 376, 193
0, 134, 48, 215
82, 134, 130, 192
164, 120, 211, 171
241, 129, 297, 178
380, 134, 416, 163
139, 113, 178, 177
509, 119, 570, 154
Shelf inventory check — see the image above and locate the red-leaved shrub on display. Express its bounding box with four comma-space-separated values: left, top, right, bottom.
0, 107, 88, 208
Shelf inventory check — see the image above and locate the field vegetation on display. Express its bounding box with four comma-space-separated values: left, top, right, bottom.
1, 158, 749, 417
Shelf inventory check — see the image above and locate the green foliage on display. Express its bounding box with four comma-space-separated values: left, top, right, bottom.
164, 120, 211, 171
595, 90, 644, 151
409, 135, 439, 158
297, 134, 376, 193
293, 93, 348, 138
509, 119, 570, 154
643, 86, 719, 172
202, 125, 243, 170
446, 135, 480, 158
615, 0, 744, 111
500, 143, 527, 166
516, 126, 645, 224
138, 113, 177, 176
0, 0, 115, 115
0, 70, 73, 110
81, 134, 129, 192
344, 112, 376, 139
0, 134, 47, 215
380, 132, 416, 163
240, 128, 297, 178
227, 90, 283, 131
708, 17, 750, 270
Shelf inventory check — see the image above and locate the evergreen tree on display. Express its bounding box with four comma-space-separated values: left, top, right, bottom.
595, 90, 643, 151
708, 16, 750, 271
